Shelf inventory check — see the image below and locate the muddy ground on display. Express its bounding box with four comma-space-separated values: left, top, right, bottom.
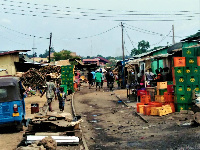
1, 83, 200, 150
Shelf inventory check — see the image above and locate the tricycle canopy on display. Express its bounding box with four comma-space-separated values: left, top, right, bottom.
0, 77, 22, 102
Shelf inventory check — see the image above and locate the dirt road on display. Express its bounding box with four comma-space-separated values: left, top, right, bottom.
2, 83, 200, 150
74, 83, 200, 149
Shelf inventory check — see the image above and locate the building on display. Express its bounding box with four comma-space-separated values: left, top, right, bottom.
82, 57, 110, 67
31, 57, 48, 63
82, 59, 100, 66
0, 50, 30, 76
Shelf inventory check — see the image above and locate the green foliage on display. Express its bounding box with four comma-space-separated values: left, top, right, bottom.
54, 50, 72, 61
131, 40, 150, 56
26, 52, 37, 58
39, 48, 55, 58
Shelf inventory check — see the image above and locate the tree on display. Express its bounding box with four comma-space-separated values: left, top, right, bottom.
39, 48, 55, 58
138, 40, 150, 53
54, 50, 72, 61
131, 40, 150, 56
97, 54, 103, 58
131, 48, 140, 56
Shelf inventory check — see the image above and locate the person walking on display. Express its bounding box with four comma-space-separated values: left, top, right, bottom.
105, 71, 110, 88
40, 75, 57, 112
100, 70, 105, 88
88, 70, 93, 89
91, 70, 96, 86
95, 71, 102, 91
57, 87, 67, 112
109, 71, 114, 91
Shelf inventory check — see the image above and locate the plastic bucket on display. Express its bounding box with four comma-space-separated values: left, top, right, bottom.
31, 103, 39, 114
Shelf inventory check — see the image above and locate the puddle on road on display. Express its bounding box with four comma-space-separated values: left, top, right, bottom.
90, 120, 99, 123
127, 141, 143, 147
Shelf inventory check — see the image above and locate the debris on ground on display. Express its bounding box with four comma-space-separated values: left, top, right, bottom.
16, 143, 45, 150
38, 136, 57, 150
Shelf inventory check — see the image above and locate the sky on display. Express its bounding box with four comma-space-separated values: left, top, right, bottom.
0, 0, 199, 57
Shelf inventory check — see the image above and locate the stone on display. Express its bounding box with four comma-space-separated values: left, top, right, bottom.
180, 110, 188, 114
38, 136, 57, 150
188, 110, 195, 115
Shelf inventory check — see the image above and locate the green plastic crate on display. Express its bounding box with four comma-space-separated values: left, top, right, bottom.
175, 95, 190, 104
192, 66, 200, 75
183, 66, 192, 75
193, 85, 200, 93
175, 103, 186, 112
174, 67, 184, 76
195, 47, 200, 56
186, 57, 197, 66
185, 104, 193, 110
159, 89, 167, 95
185, 85, 192, 96
182, 47, 195, 57
65, 73, 74, 78
167, 81, 173, 85
175, 85, 185, 95
199, 75, 200, 84
187, 75, 198, 85
175, 76, 187, 85
66, 77, 73, 82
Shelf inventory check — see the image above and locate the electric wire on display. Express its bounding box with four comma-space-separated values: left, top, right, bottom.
124, 28, 137, 48
151, 30, 172, 47
0, 1, 199, 21
124, 23, 183, 38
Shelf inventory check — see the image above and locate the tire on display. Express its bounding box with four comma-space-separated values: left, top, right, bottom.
16, 122, 23, 131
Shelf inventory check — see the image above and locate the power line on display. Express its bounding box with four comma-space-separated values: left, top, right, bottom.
1, 0, 199, 16
0, 24, 48, 39
124, 28, 137, 48
151, 30, 172, 47
0, 1, 199, 21
124, 23, 183, 38
124, 25, 183, 38
60, 25, 120, 40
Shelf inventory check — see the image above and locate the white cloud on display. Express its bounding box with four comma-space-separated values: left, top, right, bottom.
1, 18, 11, 24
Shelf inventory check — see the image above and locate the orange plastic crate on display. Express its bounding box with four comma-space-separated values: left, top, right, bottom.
139, 105, 145, 114
173, 57, 186, 67
164, 92, 174, 103
197, 56, 200, 66
157, 82, 167, 89
143, 105, 153, 115
136, 103, 144, 113
155, 95, 165, 103
140, 95, 151, 104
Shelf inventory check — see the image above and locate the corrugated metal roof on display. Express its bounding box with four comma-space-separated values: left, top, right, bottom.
131, 46, 168, 58
0, 50, 30, 56
181, 30, 200, 42
167, 42, 182, 53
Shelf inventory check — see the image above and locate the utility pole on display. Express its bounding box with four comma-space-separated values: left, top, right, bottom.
32, 36, 37, 64
172, 25, 175, 44
121, 22, 125, 88
49, 32, 52, 63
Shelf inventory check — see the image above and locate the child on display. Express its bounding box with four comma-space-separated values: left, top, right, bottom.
57, 87, 67, 112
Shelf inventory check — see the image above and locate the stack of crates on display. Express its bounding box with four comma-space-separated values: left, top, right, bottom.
61, 65, 74, 92
173, 47, 200, 111
155, 82, 167, 103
